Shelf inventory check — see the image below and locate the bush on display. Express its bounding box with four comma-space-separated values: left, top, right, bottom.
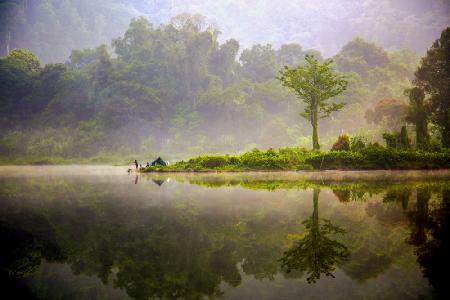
350, 135, 366, 151
382, 126, 410, 149
382, 132, 398, 148
306, 151, 364, 169
331, 134, 350, 151
188, 155, 232, 168
240, 149, 287, 169
142, 145, 450, 172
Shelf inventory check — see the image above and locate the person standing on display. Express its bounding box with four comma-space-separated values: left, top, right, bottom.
134, 160, 138, 170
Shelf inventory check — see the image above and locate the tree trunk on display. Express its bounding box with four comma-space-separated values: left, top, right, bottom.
311, 104, 320, 150
312, 189, 320, 227
416, 121, 428, 146
442, 125, 450, 148
409, 187, 430, 245
6, 31, 11, 54
310, 188, 320, 267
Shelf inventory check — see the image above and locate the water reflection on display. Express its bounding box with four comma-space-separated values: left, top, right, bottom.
0, 168, 448, 299
280, 189, 349, 283
408, 187, 450, 299
152, 179, 166, 186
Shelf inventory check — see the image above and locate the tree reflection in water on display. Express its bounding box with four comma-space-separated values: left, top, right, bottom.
0, 173, 448, 299
280, 189, 349, 283
408, 187, 450, 299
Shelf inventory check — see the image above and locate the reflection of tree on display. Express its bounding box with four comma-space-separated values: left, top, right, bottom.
408, 187, 450, 298
0, 212, 65, 279
332, 189, 367, 202
2, 177, 448, 298
152, 179, 165, 186
0, 210, 66, 297
280, 189, 349, 283
383, 188, 412, 210
0, 226, 42, 279
332, 189, 351, 202
407, 187, 430, 245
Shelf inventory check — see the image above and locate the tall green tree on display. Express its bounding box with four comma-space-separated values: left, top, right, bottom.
278, 55, 347, 149
414, 27, 450, 148
404, 87, 429, 147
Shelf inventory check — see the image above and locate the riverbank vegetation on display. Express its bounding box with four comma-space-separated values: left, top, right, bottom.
142, 145, 450, 172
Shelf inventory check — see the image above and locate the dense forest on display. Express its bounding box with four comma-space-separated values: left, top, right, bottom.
0, 2, 449, 163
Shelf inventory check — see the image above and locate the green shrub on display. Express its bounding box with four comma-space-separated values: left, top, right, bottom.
240, 149, 287, 169
382, 132, 398, 148
188, 155, 231, 168
306, 151, 364, 169
141, 145, 450, 172
331, 134, 350, 151
350, 135, 366, 151
382, 126, 410, 150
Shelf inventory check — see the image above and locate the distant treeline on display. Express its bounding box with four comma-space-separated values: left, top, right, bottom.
0, 15, 444, 160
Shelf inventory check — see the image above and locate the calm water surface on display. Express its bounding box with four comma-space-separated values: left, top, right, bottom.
1, 166, 449, 299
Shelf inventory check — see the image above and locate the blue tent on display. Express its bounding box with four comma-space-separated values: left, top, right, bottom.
151, 157, 167, 166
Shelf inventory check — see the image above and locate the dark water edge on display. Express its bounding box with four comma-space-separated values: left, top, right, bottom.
1, 166, 449, 299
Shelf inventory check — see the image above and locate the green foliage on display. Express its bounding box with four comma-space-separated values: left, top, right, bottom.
399, 126, 410, 150
350, 135, 367, 151
188, 155, 236, 169
305, 146, 449, 170
4, 49, 41, 73
142, 145, 450, 172
382, 132, 398, 149
414, 27, 450, 148
331, 134, 351, 151
240, 44, 277, 82
382, 126, 410, 150
341, 38, 389, 68
405, 86, 429, 147
278, 55, 348, 149
0, 13, 439, 161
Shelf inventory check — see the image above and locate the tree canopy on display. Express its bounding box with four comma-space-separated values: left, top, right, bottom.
278, 55, 347, 149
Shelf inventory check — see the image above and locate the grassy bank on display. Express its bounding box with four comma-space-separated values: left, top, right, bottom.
142, 146, 450, 172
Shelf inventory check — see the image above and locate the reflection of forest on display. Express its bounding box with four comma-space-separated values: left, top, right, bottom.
0, 177, 448, 299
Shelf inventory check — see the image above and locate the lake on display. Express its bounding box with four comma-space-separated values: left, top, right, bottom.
1, 166, 449, 299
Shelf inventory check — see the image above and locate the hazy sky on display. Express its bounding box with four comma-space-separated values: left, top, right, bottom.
132, 0, 450, 55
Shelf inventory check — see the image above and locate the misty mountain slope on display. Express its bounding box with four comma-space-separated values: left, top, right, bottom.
1, 0, 449, 62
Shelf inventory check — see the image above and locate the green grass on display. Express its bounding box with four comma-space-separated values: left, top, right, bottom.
142, 146, 450, 172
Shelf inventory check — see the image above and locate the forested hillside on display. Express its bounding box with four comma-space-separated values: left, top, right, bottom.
0, 14, 428, 161
1, 0, 449, 62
